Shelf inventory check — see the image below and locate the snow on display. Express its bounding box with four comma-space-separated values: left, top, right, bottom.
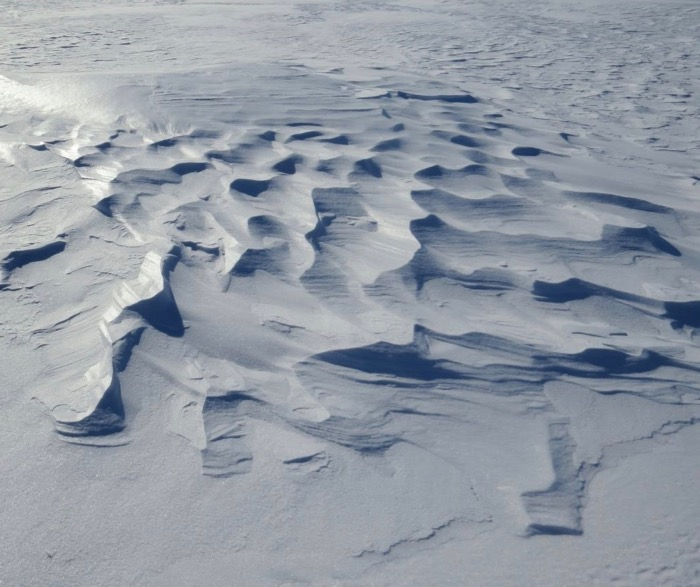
1, 0, 700, 585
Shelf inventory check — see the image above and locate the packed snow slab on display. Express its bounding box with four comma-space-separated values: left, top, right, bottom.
1, 0, 700, 585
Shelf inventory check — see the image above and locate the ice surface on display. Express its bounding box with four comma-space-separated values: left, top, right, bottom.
1, 0, 700, 585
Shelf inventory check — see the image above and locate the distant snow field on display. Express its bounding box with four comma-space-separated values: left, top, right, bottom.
1, 1, 700, 585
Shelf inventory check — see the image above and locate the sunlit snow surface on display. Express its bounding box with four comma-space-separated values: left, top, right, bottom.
1, 1, 700, 585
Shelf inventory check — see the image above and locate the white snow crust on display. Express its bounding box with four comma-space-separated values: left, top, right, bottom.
1, 0, 700, 585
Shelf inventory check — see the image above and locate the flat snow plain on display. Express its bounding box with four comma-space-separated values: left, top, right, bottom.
1, 0, 700, 585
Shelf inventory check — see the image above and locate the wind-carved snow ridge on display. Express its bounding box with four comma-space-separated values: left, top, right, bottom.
521, 421, 587, 536
34, 247, 181, 440
3, 61, 700, 543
